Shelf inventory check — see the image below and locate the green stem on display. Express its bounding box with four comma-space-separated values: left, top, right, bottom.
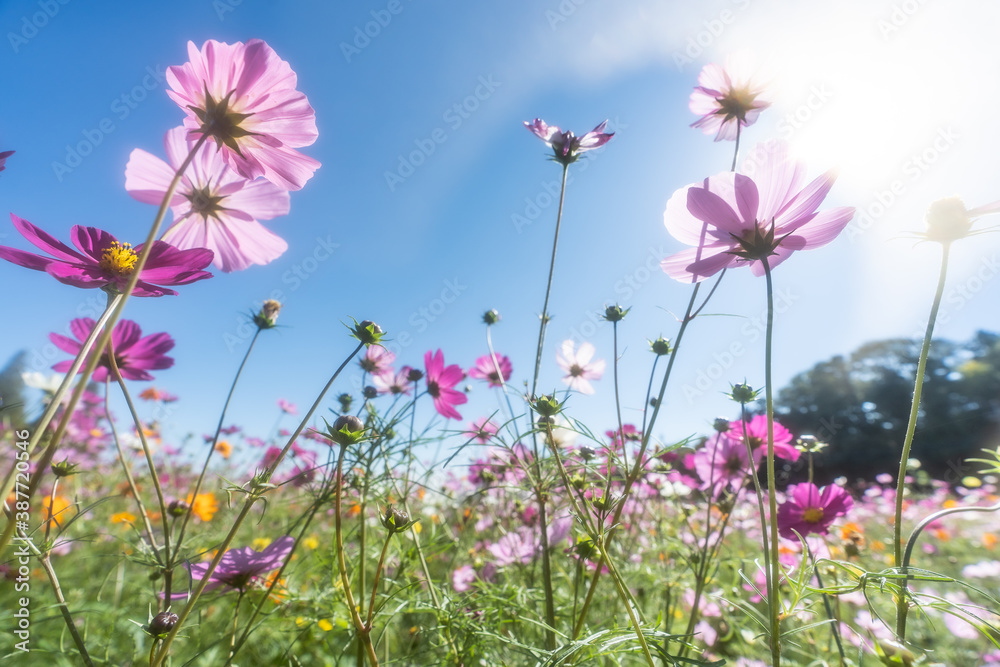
24, 536, 94, 667
893, 242, 951, 642
366, 532, 393, 629
107, 346, 173, 602
530, 162, 569, 397
761, 258, 781, 667
152, 341, 364, 666
1, 135, 207, 556
174, 327, 263, 568
573, 274, 723, 637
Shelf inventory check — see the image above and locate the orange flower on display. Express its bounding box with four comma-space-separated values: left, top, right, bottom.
186, 492, 219, 522
111, 511, 137, 526
139, 387, 163, 401
44, 495, 71, 524
215, 440, 232, 459
984, 533, 998, 549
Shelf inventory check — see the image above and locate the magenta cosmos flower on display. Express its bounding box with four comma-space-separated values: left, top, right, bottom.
125, 127, 291, 272
662, 139, 855, 283
171, 536, 294, 597
776, 482, 853, 539
0, 150, 13, 172
524, 119, 613, 165
690, 54, 770, 141
728, 414, 799, 462
167, 39, 320, 191
556, 340, 605, 395
0, 214, 213, 296
424, 350, 467, 420
468, 353, 512, 388
51, 318, 174, 382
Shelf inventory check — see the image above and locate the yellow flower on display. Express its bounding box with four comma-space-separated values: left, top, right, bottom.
317, 619, 333, 632
215, 440, 232, 459
303, 535, 319, 550
252, 537, 272, 551
187, 492, 219, 522
44, 495, 72, 524
111, 511, 137, 526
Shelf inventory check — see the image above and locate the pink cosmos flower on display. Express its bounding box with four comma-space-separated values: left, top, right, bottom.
277, 399, 297, 415
0, 214, 213, 296
372, 366, 413, 395
467, 354, 512, 388
524, 119, 613, 165
424, 350, 467, 420
662, 140, 855, 283
170, 536, 294, 597
556, 340, 605, 394
690, 54, 770, 141
0, 150, 13, 172
465, 417, 499, 444
777, 482, 853, 539
452, 565, 476, 593
50, 318, 174, 382
359, 345, 395, 377
728, 414, 799, 462
125, 127, 291, 272
694, 432, 762, 496
167, 39, 320, 191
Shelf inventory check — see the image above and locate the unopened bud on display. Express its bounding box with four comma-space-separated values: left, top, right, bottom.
328, 415, 366, 446
146, 611, 178, 638
603, 305, 628, 322
482, 309, 500, 325
254, 300, 282, 329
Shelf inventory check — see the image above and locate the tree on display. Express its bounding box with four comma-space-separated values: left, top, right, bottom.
773, 332, 1000, 484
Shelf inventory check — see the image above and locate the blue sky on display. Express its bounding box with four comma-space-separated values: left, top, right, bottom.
2, 0, 1000, 468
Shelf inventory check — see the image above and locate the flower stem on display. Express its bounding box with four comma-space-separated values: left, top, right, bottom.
24, 535, 95, 667
731, 122, 742, 172
107, 348, 173, 602
531, 162, 569, 397
335, 443, 380, 666
573, 276, 721, 637
151, 341, 364, 666
366, 532, 393, 629
0, 135, 207, 555
761, 257, 782, 667
893, 242, 951, 642
174, 327, 263, 568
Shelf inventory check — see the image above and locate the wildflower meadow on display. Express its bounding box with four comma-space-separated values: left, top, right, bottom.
3, 2, 1000, 666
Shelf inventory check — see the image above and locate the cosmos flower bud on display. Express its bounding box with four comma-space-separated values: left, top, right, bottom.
380, 504, 414, 534
362, 386, 378, 399
337, 393, 353, 413
406, 368, 424, 382
482, 309, 500, 325
574, 534, 598, 559
712, 418, 731, 433
349, 319, 384, 346
532, 394, 563, 417
602, 305, 628, 322
253, 299, 282, 329
327, 415, 366, 446
167, 500, 189, 517
146, 611, 179, 638
728, 382, 759, 404
649, 337, 672, 356
924, 196, 972, 243
51, 458, 81, 477
592, 492, 615, 513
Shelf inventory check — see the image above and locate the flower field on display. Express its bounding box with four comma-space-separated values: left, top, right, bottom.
2, 3, 1000, 666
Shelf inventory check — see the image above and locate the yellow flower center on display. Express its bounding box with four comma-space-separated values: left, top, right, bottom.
100, 242, 138, 276
803, 507, 825, 524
